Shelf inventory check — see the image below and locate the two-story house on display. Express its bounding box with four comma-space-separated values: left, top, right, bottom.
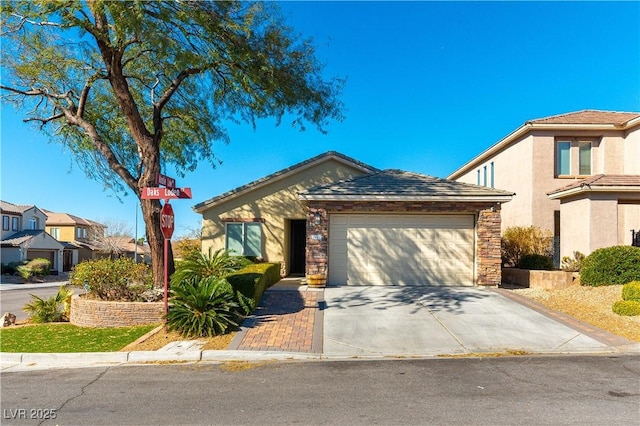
448, 110, 640, 263
0, 201, 65, 272
44, 211, 105, 270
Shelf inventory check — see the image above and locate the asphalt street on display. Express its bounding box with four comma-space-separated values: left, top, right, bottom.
1, 355, 638, 425
0, 287, 61, 321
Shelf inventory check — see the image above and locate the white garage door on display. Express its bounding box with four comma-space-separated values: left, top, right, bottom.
328, 214, 475, 286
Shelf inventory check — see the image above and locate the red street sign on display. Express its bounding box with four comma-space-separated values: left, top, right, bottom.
156, 173, 176, 189
160, 203, 174, 239
141, 187, 192, 200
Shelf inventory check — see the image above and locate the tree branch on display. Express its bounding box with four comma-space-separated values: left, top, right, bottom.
24, 112, 64, 128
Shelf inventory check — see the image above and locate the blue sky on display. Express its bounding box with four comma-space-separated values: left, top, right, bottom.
1, 1, 639, 239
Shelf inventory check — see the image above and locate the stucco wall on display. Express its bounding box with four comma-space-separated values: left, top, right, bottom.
200, 159, 370, 276
455, 134, 536, 231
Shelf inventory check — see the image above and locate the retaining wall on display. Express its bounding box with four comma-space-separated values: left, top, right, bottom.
70, 295, 164, 327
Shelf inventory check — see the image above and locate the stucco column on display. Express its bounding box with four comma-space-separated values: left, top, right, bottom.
476, 205, 502, 286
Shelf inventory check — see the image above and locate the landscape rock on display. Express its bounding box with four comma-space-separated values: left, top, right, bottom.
2, 312, 17, 327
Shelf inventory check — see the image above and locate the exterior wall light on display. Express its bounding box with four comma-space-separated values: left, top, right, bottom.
314, 212, 321, 225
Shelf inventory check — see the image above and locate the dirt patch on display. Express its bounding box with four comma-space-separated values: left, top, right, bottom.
512, 285, 640, 342
127, 327, 237, 351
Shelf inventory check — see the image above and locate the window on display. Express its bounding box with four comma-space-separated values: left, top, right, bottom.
11, 217, 19, 231
50, 227, 60, 239
225, 222, 262, 257
490, 162, 495, 188
579, 142, 591, 175
76, 227, 87, 239
29, 217, 38, 230
476, 170, 481, 185
2, 216, 8, 231
483, 166, 487, 187
556, 141, 571, 175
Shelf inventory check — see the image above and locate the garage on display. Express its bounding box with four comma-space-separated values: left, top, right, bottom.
328, 214, 475, 286
300, 169, 513, 287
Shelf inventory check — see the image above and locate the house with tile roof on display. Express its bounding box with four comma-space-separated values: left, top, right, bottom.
1, 201, 65, 272
448, 110, 640, 263
194, 152, 513, 286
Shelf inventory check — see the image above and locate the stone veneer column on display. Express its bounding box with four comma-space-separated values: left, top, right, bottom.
305, 204, 328, 276
476, 205, 502, 286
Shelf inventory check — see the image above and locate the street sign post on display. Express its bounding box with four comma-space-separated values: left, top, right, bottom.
160, 202, 175, 325
160, 202, 175, 239
144, 172, 191, 328
141, 187, 192, 200
156, 172, 176, 189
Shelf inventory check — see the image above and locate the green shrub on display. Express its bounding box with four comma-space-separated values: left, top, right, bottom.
170, 248, 251, 286
561, 251, 585, 272
612, 300, 640, 316
16, 265, 33, 282
167, 276, 239, 337
622, 281, 640, 301
227, 263, 281, 312
502, 226, 553, 267
2, 261, 25, 275
23, 286, 74, 323
580, 246, 640, 287
519, 254, 554, 270
69, 257, 153, 301
26, 258, 51, 276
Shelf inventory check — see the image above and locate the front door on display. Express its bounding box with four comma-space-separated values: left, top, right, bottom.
289, 220, 307, 275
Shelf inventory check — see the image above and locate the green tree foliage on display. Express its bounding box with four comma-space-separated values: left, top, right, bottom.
580, 246, 640, 287
1, 1, 344, 287
23, 285, 74, 323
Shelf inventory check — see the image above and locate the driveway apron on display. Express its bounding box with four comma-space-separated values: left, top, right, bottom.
322, 286, 611, 357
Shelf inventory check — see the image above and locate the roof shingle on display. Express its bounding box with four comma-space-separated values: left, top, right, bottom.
301, 169, 514, 199
528, 110, 640, 126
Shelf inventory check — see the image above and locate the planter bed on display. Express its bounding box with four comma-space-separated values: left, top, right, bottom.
70, 295, 164, 328
502, 268, 578, 290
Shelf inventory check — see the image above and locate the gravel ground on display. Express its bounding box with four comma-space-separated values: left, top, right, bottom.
512, 285, 640, 342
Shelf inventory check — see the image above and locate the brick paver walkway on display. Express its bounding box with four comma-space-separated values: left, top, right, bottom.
235, 290, 321, 353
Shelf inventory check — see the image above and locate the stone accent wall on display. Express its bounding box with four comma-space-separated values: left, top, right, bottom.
70, 295, 164, 327
305, 200, 503, 286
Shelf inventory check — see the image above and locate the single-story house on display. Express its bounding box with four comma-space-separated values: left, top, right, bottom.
194, 152, 513, 287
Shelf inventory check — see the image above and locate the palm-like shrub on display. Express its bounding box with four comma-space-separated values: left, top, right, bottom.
167, 276, 239, 337
23, 285, 74, 323
170, 248, 251, 286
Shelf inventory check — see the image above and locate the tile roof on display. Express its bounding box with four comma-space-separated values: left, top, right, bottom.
193, 151, 379, 212
548, 174, 640, 195
0, 200, 34, 215
527, 110, 640, 126
0, 229, 43, 246
43, 210, 100, 227
301, 169, 514, 200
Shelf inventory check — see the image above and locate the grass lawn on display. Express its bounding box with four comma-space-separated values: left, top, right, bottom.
0, 323, 157, 353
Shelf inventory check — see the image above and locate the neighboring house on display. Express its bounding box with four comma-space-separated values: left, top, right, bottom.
44, 210, 105, 270
194, 151, 513, 287
1, 201, 64, 272
448, 110, 640, 262
100, 236, 151, 263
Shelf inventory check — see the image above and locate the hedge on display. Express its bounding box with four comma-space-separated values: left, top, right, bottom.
227, 263, 281, 309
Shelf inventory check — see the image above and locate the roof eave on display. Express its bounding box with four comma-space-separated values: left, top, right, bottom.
448, 121, 637, 180
299, 194, 514, 203
548, 186, 640, 200
193, 153, 377, 213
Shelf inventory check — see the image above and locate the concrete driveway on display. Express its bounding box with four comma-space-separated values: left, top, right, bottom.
322, 286, 619, 357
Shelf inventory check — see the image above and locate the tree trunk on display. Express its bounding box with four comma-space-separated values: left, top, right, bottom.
141, 198, 175, 288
